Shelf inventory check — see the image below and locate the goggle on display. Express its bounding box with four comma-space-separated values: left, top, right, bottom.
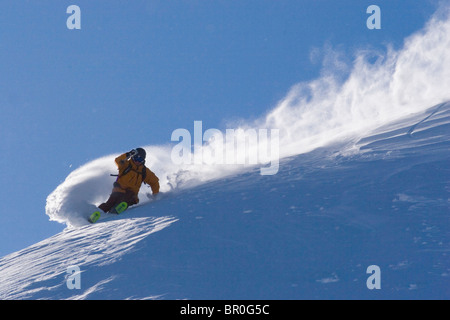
133, 155, 145, 163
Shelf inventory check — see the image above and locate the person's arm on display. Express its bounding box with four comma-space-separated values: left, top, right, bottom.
115, 153, 128, 167
115, 149, 138, 167
144, 168, 160, 194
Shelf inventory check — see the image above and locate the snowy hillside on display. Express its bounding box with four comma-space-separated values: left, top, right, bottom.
1, 8, 449, 301
0, 102, 448, 300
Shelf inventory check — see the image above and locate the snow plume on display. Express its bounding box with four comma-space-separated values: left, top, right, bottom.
45, 155, 119, 227
46, 6, 450, 227
263, 5, 450, 158
45, 147, 176, 228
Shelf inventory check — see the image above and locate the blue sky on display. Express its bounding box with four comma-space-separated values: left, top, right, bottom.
0, 0, 440, 257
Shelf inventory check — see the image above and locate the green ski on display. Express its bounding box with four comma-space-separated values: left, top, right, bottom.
88, 211, 101, 223
88, 202, 128, 224
112, 201, 128, 214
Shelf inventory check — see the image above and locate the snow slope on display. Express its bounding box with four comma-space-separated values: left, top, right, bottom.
1, 7, 449, 300
45, 5, 450, 230
0, 102, 449, 299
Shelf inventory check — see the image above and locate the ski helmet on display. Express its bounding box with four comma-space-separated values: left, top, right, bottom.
133, 147, 146, 163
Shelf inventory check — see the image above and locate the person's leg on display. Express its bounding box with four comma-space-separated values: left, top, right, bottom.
123, 189, 138, 208
98, 192, 125, 213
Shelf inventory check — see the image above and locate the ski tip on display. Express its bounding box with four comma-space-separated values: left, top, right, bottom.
88, 211, 101, 224
115, 202, 128, 214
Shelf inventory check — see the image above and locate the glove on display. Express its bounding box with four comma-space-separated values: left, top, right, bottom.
152, 192, 161, 200
146, 192, 161, 201
126, 149, 138, 159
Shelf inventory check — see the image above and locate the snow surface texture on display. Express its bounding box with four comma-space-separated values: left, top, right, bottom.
1, 103, 449, 299
1, 8, 449, 299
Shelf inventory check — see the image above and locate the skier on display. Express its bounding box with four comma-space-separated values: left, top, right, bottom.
98, 148, 160, 214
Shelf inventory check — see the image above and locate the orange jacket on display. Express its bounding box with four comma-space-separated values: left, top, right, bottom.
112, 153, 160, 199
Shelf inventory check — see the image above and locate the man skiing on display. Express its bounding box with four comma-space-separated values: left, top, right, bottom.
98, 147, 160, 214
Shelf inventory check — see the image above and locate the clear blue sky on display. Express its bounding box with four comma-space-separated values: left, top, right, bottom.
0, 0, 439, 256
